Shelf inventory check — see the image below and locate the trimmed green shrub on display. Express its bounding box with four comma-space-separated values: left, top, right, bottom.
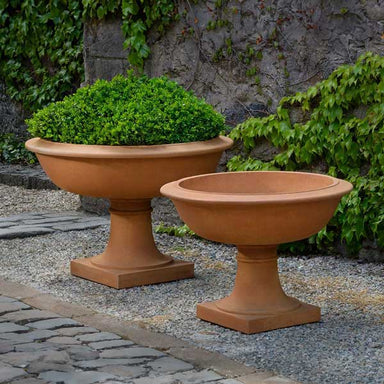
27, 72, 225, 145
228, 52, 384, 255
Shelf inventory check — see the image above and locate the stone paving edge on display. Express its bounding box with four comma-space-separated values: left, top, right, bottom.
0, 276, 301, 384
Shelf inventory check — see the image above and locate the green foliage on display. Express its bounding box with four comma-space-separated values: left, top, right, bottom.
155, 223, 197, 238
0, 1, 176, 112
0, 0, 84, 112
228, 52, 384, 254
27, 72, 225, 145
0, 134, 36, 164
83, 0, 176, 68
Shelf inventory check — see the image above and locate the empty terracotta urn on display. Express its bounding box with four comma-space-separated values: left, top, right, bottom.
26, 136, 233, 289
161, 171, 353, 333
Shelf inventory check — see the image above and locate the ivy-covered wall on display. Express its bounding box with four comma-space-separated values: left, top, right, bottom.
84, 0, 384, 127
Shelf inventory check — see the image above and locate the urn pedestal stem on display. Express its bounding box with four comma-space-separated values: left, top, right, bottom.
197, 245, 321, 333
70, 198, 194, 289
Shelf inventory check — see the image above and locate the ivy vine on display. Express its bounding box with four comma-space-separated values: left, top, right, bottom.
0, 0, 84, 112
0, 0, 176, 111
228, 52, 384, 254
83, 0, 177, 67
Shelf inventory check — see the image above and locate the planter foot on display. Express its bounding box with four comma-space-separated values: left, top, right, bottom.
197, 300, 320, 334
71, 257, 194, 289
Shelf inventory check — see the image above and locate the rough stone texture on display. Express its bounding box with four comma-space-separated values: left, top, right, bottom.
132, 369, 223, 384
146, 356, 194, 374
57, 327, 99, 337
65, 345, 99, 362
0, 83, 28, 138
83, 16, 130, 84
48, 336, 82, 345
0, 301, 30, 315
0, 294, 250, 383
79, 196, 110, 216
100, 347, 164, 359
76, 332, 121, 343
26, 318, 80, 330
0, 365, 26, 382
0, 322, 29, 333
0, 211, 108, 240
237, 372, 277, 383
3, 310, 59, 325
0, 164, 56, 191
88, 339, 134, 350
38, 370, 117, 384
84, 1, 384, 117
98, 364, 146, 378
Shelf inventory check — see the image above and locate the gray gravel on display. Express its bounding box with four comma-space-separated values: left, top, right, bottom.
0, 184, 80, 216
0, 185, 383, 384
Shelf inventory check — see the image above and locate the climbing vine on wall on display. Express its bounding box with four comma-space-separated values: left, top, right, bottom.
0, 0, 176, 111
228, 52, 384, 254
83, 1, 177, 67
0, 1, 84, 112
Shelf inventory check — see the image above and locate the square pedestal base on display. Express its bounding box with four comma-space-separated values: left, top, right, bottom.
197, 301, 321, 334
71, 258, 194, 289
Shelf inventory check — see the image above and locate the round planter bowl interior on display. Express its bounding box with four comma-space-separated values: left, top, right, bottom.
161, 171, 352, 245
25, 136, 233, 289
161, 171, 353, 334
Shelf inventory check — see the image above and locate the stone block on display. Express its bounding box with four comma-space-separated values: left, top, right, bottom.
39, 370, 117, 384
79, 196, 109, 215
0, 226, 54, 239
26, 318, 80, 330
100, 347, 164, 359
98, 364, 146, 378
57, 327, 99, 337
0, 322, 29, 333
76, 332, 120, 343
51, 222, 105, 231
0, 301, 30, 315
0, 342, 13, 354
48, 336, 81, 345
133, 369, 222, 384
88, 339, 134, 350
0, 351, 46, 367
0, 333, 36, 345
147, 356, 194, 374
0, 296, 17, 303
66, 345, 99, 362
3, 309, 59, 324
0, 366, 26, 382
74, 358, 147, 369
23, 330, 59, 341
15, 342, 60, 352
26, 361, 74, 374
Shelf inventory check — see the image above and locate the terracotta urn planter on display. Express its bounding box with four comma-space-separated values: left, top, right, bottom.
26, 136, 233, 289
161, 171, 353, 333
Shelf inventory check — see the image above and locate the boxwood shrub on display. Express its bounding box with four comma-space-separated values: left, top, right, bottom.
27, 72, 225, 145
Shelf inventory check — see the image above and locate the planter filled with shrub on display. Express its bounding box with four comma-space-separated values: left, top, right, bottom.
26, 73, 232, 288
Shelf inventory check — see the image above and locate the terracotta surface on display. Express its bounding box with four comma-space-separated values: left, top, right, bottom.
161, 171, 353, 333
26, 136, 233, 289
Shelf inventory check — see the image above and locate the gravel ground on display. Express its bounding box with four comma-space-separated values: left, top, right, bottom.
0, 185, 383, 384
0, 184, 80, 216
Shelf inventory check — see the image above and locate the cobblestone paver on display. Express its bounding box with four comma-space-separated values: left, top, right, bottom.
0, 212, 108, 239
0, 295, 242, 384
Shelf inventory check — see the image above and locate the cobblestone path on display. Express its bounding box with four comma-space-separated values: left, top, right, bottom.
0, 212, 108, 239
0, 295, 241, 384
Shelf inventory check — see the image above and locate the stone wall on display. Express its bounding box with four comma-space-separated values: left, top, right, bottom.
81, 0, 384, 216
84, 0, 384, 126
0, 83, 28, 138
